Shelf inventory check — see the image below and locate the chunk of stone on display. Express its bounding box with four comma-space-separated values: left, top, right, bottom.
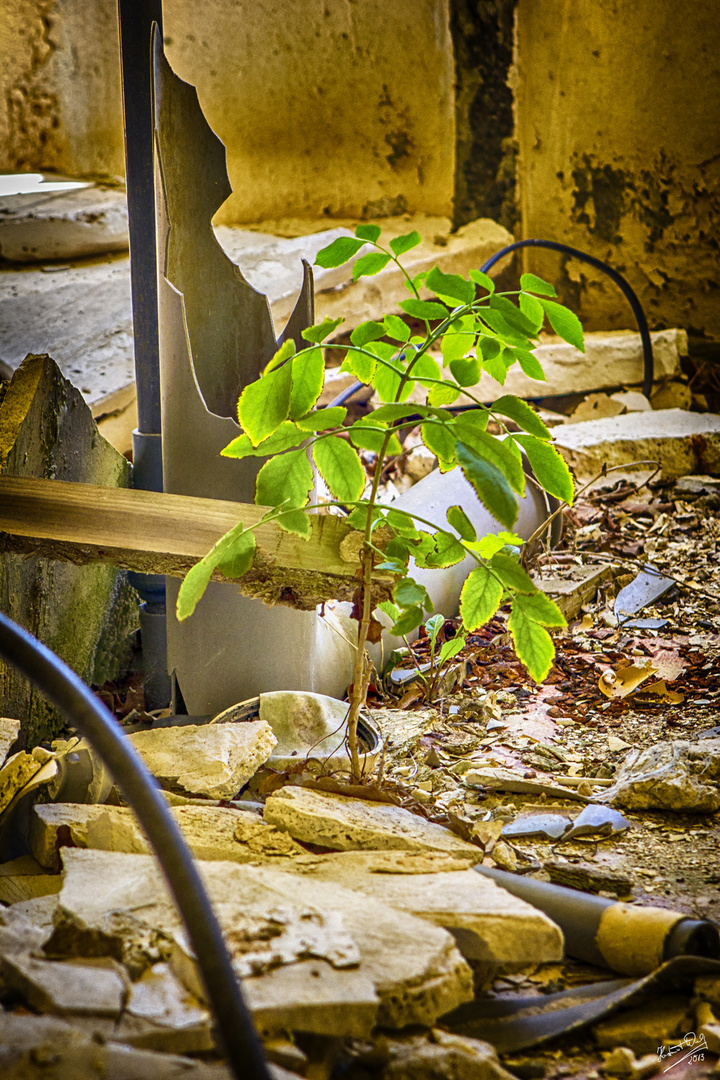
0, 905, 51, 955
383, 1029, 519, 1080
54, 848, 472, 1036
0, 953, 126, 1017
593, 995, 693, 1054
0, 751, 42, 814
0, 854, 62, 904
552, 408, 720, 480
30, 801, 304, 870
0, 717, 20, 764
120, 961, 214, 1054
600, 739, 720, 813
696, 1000, 720, 1054
263, 786, 482, 858
0, 180, 129, 262
128, 722, 277, 799
601, 1046, 661, 1078
277, 850, 563, 972
9, 893, 59, 930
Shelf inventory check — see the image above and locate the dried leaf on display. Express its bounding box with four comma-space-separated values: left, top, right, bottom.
598, 660, 657, 699
635, 679, 685, 704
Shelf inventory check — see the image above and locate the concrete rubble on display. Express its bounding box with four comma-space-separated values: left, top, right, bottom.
553, 407, 720, 479
600, 739, 720, 813
127, 721, 277, 799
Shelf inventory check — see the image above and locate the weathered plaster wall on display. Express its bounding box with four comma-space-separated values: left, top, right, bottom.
515, 0, 720, 340
162, 0, 455, 224
0, 0, 124, 177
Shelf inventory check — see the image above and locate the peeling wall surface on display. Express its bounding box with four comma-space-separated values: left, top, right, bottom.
0, 0, 124, 177
515, 0, 720, 340
162, 0, 455, 224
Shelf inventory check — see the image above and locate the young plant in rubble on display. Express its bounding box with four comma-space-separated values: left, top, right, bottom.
176, 225, 582, 778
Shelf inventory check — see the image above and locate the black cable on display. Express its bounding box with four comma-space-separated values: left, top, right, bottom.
0, 612, 271, 1080
327, 238, 655, 407
480, 239, 654, 399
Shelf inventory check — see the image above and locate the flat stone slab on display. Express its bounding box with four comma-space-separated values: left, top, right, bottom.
0, 953, 126, 1017
553, 407, 720, 479
277, 850, 564, 972
30, 802, 304, 870
128, 722, 277, 799
0, 180, 129, 263
263, 785, 482, 858
600, 738, 720, 813
53, 848, 473, 1036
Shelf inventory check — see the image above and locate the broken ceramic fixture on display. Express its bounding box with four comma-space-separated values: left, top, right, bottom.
150, 32, 559, 715
213, 691, 383, 773
500, 804, 630, 844
475, 866, 720, 976
614, 564, 674, 629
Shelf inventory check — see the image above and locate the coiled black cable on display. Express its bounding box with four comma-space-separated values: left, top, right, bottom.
328, 238, 654, 407
0, 611, 271, 1080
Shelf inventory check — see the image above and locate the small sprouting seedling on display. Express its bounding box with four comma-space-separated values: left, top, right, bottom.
176, 224, 583, 780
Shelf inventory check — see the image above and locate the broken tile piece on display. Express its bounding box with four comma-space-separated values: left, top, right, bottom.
263, 785, 482, 858
277, 850, 563, 974
30, 802, 305, 870
128, 721, 277, 799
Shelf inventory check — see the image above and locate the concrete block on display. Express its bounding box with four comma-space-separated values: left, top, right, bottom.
263, 785, 482, 858
0, 179, 128, 262
552, 407, 720, 479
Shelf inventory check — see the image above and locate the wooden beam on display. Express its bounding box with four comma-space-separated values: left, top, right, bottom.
0, 476, 391, 610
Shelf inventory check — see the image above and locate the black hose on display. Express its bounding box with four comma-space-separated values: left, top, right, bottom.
327, 238, 655, 407
480, 239, 654, 399
0, 612, 271, 1080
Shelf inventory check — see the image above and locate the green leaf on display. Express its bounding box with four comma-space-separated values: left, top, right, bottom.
519, 292, 545, 331
456, 441, 518, 530
513, 434, 575, 504
489, 294, 540, 338
177, 522, 255, 621
411, 351, 441, 387
296, 407, 347, 431
513, 590, 566, 627
315, 235, 365, 268
508, 604, 555, 682
538, 298, 585, 352
421, 420, 456, 466
441, 319, 475, 364
371, 403, 431, 424
340, 347, 376, 383
478, 335, 502, 361
389, 231, 421, 257
384, 314, 410, 342
426, 613, 444, 650
301, 316, 344, 344
263, 338, 296, 375
346, 504, 384, 532
378, 599, 400, 622
447, 504, 476, 541
353, 251, 391, 281
477, 307, 530, 347
424, 530, 466, 568
520, 273, 557, 298
454, 422, 525, 495
313, 436, 365, 502
454, 408, 489, 434
349, 420, 401, 455
394, 577, 431, 609
460, 566, 503, 631
391, 605, 425, 636
221, 421, 305, 459
350, 320, 387, 347
513, 349, 546, 381
468, 269, 495, 293
276, 509, 312, 537
466, 532, 517, 559
355, 224, 381, 242
216, 530, 257, 579
400, 298, 450, 321
385, 508, 421, 538
302, 315, 345, 343
438, 633, 467, 665
373, 353, 411, 404
449, 356, 480, 387
428, 381, 461, 406
290, 346, 324, 419
491, 395, 551, 440
425, 266, 475, 306
237, 361, 293, 445
255, 448, 314, 508
489, 552, 536, 593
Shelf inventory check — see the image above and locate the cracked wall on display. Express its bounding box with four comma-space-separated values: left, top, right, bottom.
515, 0, 720, 341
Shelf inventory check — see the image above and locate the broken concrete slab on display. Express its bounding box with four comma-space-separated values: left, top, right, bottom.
0, 904, 52, 955
383, 1029, 520, 1080
30, 801, 305, 870
537, 564, 613, 621
277, 850, 563, 973
0, 718, 20, 764
0, 354, 138, 746
460, 328, 687, 403
54, 848, 473, 1035
0, 854, 62, 905
0, 953, 126, 1017
600, 739, 720, 813
263, 785, 482, 858
7, 893, 59, 930
0, 179, 129, 263
128, 722, 277, 800
552, 407, 720, 479
120, 961, 214, 1055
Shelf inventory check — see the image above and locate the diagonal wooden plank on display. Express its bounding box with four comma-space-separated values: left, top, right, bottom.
0, 476, 390, 610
